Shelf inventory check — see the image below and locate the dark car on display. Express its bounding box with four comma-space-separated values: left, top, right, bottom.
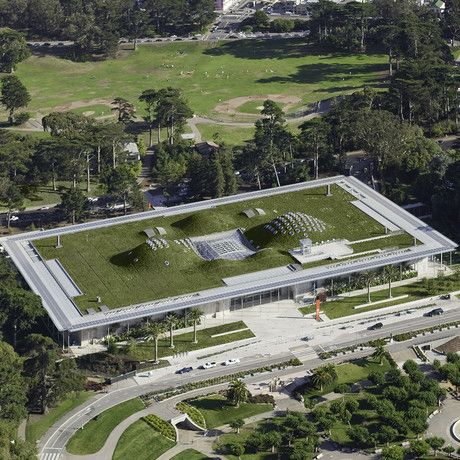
424, 308, 444, 317
176, 366, 193, 374
440, 294, 451, 300
368, 322, 383, 330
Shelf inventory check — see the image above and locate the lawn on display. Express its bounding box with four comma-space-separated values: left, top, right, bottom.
128, 321, 255, 360
112, 419, 175, 460
33, 184, 415, 311
171, 449, 212, 460
299, 272, 460, 319
302, 357, 392, 400
13, 40, 387, 119
25, 391, 92, 444
197, 123, 255, 145
66, 397, 145, 455
187, 394, 272, 428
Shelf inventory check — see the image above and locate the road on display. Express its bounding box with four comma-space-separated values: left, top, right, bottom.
39, 305, 460, 459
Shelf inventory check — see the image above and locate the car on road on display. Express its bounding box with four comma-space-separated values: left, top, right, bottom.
301, 335, 315, 341
40, 206, 51, 210
424, 308, 444, 317
440, 294, 451, 300
201, 362, 216, 369
368, 322, 383, 330
176, 366, 193, 374
9, 216, 19, 222
223, 358, 240, 366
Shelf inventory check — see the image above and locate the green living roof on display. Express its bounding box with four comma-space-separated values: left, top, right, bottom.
34, 184, 414, 312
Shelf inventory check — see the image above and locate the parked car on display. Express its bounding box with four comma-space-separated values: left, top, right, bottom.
9, 216, 19, 222
301, 335, 315, 341
201, 362, 216, 369
223, 358, 240, 366
368, 322, 383, 330
176, 366, 193, 374
440, 294, 451, 300
424, 308, 444, 317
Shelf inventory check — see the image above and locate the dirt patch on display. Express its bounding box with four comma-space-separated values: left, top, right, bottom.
214, 95, 301, 117
51, 98, 114, 112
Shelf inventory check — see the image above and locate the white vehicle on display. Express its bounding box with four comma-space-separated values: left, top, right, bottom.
9, 215, 19, 222
201, 362, 216, 369
223, 358, 240, 366
87, 197, 99, 203
40, 206, 51, 210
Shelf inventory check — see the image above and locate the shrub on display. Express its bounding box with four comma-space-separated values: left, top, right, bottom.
176, 401, 206, 428
143, 414, 176, 441
14, 111, 30, 125
334, 383, 351, 394
248, 393, 276, 405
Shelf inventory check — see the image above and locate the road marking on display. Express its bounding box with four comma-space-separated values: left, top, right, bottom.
40, 451, 61, 460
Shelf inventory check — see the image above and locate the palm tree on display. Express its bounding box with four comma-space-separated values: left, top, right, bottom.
163, 313, 178, 349
372, 345, 386, 365
146, 322, 165, 363
230, 418, 245, 434
360, 271, 377, 303
383, 265, 399, 298
227, 379, 248, 407
311, 365, 337, 392
187, 308, 204, 344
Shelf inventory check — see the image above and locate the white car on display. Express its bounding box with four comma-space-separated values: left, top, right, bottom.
9, 215, 19, 221
201, 362, 216, 369
40, 206, 51, 210
223, 358, 240, 366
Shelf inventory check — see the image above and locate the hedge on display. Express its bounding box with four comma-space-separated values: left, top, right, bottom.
143, 414, 176, 441
176, 402, 206, 428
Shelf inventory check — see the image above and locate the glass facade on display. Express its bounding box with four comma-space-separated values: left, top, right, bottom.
230, 288, 289, 311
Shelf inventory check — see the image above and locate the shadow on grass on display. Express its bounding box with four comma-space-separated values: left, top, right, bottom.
256, 62, 387, 86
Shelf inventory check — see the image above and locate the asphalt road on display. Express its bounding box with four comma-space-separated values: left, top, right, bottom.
39, 308, 460, 459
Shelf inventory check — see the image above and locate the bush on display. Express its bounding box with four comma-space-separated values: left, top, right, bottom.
143, 414, 176, 441
14, 112, 31, 125
248, 393, 276, 405
176, 401, 206, 428
334, 383, 351, 394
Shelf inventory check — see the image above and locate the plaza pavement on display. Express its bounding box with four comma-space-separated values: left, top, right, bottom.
427, 396, 460, 449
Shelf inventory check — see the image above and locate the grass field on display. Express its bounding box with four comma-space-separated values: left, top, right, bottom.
66, 398, 145, 455
197, 123, 255, 145
128, 321, 254, 360
171, 449, 211, 460
11, 40, 387, 119
112, 419, 175, 460
34, 184, 417, 311
26, 391, 92, 444
188, 394, 272, 428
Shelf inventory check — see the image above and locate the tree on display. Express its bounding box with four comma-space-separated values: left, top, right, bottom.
230, 418, 245, 434
0, 28, 30, 73
227, 379, 248, 407
263, 431, 282, 453
212, 153, 225, 198
1, 75, 30, 124
0, 178, 23, 229
427, 437, 445, 457
139, 89, 158, 146
164, 313, 178, 348
443, 445, 455, 456
0, 342, 27, 423
228, 441, 245, 459
348, 425, 370, 447
146, 321, 165, 363
107, 164, 141, 215
381, 445, 405, 460
360, 271, 376, 303
409, 439, 430, 458
112, 97, 135, 123
378, 425, 398, 446
311, 364, 337, 391
299, 117, 331, 180
383, 265, 399, 298
60, 188, 87, 224
372, 344, 386, 365
187, 308, 203, 344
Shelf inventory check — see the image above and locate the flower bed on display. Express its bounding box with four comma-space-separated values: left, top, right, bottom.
176, 402, 206, 428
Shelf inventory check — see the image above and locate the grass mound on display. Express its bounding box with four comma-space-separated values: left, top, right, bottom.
172, 211, 238, 236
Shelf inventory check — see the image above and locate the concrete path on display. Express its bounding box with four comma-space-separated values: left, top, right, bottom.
426, 395, 460, 448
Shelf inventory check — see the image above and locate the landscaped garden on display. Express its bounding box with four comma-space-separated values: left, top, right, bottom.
66, 397, 145, 455
299, 270, 460, 319
171, 449, 211, 460
187, 394, 273, 429
112, 418, 175, 460
33, 183, 416, 311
